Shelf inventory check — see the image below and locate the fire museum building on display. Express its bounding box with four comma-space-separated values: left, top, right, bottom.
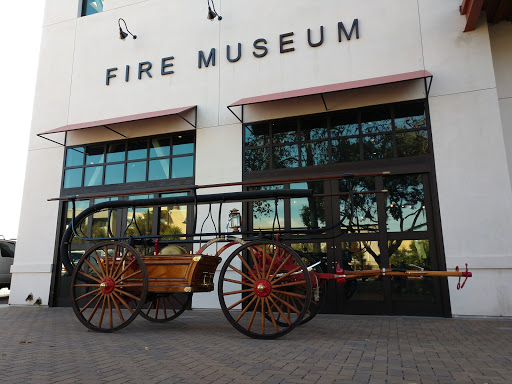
10, 0, 512, 318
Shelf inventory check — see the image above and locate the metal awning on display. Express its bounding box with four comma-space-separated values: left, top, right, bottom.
227, 70, 433, 123
37, 105, 197, 146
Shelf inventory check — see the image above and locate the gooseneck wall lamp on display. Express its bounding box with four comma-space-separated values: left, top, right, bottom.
118, 18, 137, 39
207, 0, 222, 21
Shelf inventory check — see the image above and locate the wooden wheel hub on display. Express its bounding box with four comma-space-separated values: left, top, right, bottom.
100, 278, 115, 294
254, 279, 271, 297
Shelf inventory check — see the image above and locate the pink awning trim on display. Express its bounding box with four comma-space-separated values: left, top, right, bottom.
39, 105, 197, 135
228, 71, 433, 108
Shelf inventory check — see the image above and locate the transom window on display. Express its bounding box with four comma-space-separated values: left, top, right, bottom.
244, 100, 428, 172
63, 133, 195, 189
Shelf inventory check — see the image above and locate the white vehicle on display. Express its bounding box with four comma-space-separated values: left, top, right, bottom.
0, 238, 15, 288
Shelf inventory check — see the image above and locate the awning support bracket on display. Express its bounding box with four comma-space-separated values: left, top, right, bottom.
424, 76, 433, 97
177, 109, 197, 128
37, 134, 66, 147
104, 125, 127, 138
227, 105, 244, 124
320, 94, 328, 111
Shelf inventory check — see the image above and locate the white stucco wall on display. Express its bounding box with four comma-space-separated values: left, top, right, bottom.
12, 0, 512, 316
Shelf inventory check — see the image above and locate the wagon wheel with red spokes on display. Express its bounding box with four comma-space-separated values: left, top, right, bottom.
218, 240, 312, 339
70, 241, 148, 332
139, 292, 192, 322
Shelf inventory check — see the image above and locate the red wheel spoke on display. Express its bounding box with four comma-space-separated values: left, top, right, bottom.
265, 248, 280, 280
227, 265, 256, 284
112, 291, 134, 314
104, 246, 110, 278
236, 254, 258, 281
235, 294, 258, 323
93, 250, 107, 277
223, 288, 254, 296
272, 289, 306, 299
268, 253, 292, 282
266, 299, 279, 333
166, 297, 177, 315
145, 301, 154, 316
97, 295, 107, 328
112, 295, 125, 323
173, 295, 185, 307
223, 278, 253, 287
114, 288, 141, 301
268, 295, 291, 326
155, 298, 160, 319
82, 258, 103, 281
271, 293, 301, 316
262, 246, 267, 281
78, 270, 103, 284
116, 269, 142, 284
246, 297, 260, 332
227, 292, 254, 311
74, 284, 101, 288
162, 298, 168, 319
75, 288, 100, 302
248, 248, 262, 279
108, 295, 113, 329
110, 245, 119, 278
87, 293, 104, 322
261, 297, 265, 335
111, 250, 129, 281
78, 291, 102, 313
271, 265, 302, 285
113, 258, 137, 281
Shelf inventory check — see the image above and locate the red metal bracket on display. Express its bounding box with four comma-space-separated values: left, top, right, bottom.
456, 263, 472, 290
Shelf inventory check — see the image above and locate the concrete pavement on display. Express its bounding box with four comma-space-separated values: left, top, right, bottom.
0, 306, 511, 383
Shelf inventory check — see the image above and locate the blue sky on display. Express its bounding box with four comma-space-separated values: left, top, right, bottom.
0, 1, 45, 239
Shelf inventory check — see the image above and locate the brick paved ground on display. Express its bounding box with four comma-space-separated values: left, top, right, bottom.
0, 305, 511, 384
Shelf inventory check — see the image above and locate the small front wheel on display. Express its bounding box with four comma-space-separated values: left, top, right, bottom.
218, 240, 312, 339
71, 241, 148, 332
139, 293, 192, 322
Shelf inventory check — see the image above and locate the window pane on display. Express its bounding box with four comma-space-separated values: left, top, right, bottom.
173, 134, 194, 155
66, 200, 89, 244
389, 240, 434, 302
331, 112, 359, 137
160, 192, 188, 241
149, 159, 170, 180
66, 147, 84, 167
172, 156, 193, 178
91, 197, 118, 238
332, 138, 360, 163
84, 166, 103, 186
361, 107, 392, 134
126, 161, 147, 182
85, 145, 104, 165
105, 164, 124, 185
272, 119, 297, 144
245, 124, 269, 147
301, 118, 328, 140
395, 102, 426, 130
385, 174, 427, 232
273, 145, 299, 168
301, 141, 328, 166
245, 148, 269, 172
252, 185, 284, 230
396, 131, 429, 157
340, 241, 384, 301
339, 177, 378, 233
290, 182, 325, 229
150, 138, 170, 158
128, 140, 147, 160
64, 168, 83, 188
126, 196, 153, 236
106, 143, 125, 163
83, 0, 103, 16
363, 134, 393, 160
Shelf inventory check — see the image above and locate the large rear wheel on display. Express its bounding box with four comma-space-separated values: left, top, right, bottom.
218, 240, 312, 339
71, 241, 148, 332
